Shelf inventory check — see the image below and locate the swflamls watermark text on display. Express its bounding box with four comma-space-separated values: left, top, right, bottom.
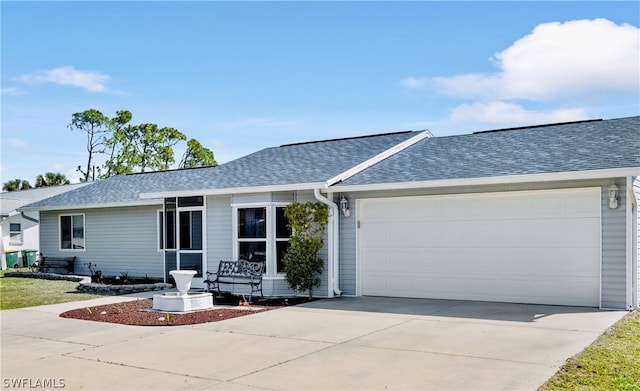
2, 378, 65, 389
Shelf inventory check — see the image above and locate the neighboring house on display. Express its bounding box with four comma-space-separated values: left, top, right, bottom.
1, 183, 90, 269
21, 116, 640, 310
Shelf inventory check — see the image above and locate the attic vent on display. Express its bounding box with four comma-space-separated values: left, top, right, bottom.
473, 119, 602, 134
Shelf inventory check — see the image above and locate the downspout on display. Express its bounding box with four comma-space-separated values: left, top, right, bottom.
314, 188, 342, 297
627, 176, 640, 311
21, 212, 39, 223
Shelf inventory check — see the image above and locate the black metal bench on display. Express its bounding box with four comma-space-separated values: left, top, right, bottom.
204, 260, 264, 302
38, 256, 76, 274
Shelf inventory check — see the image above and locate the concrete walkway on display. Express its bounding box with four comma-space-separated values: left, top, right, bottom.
1, 295, 626, 390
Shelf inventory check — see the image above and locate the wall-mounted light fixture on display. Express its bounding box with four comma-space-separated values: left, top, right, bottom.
608, 183, 619, 209
340, 196, 351, 217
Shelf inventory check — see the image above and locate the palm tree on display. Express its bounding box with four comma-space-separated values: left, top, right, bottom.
2, 179, 32, 192
35, 172, 70, 188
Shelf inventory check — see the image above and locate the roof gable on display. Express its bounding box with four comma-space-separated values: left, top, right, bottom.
335, 116, 640, 188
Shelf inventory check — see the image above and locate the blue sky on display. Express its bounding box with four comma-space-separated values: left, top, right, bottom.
2, 1, 639, 184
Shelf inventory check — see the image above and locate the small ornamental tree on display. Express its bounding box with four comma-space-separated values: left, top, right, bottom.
283, 202, 329, 299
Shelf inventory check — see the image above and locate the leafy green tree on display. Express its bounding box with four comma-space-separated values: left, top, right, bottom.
2, 179, 32, 192
69, 108, 211, 178
282, 202, 329, 299
110, 123, 187, 173
35, 172, 70, 188
179, 138, 218, 169
102, 110, 133, 178
68, 109, 112, 182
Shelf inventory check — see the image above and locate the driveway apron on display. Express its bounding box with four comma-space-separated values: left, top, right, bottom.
1, 296, 626, 390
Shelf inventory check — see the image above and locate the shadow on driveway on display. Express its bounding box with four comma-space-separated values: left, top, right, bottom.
300, 296, 614, 323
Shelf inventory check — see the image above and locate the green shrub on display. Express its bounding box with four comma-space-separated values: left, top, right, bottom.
283, 202, 329, 299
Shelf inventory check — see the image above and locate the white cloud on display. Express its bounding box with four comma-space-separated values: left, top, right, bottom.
400, 77, 429, 90
431, 19, 639, 101
449, 101, 588, 125
6, 138, 28, 148
1, 87, 27, 96
15, 66, 111, 92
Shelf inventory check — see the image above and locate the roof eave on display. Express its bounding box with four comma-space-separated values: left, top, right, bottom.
139, 182, 328, 199
18, 199, 164, 212
330, 167, 640, 193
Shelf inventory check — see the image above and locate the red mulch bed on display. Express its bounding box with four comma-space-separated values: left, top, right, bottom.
59, 297, 302, 326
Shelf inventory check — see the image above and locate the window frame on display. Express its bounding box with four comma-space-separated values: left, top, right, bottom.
157, 210, 164, 251
59, 213, 86, 251
232, 202, 290, 277
9, 223, 22, 244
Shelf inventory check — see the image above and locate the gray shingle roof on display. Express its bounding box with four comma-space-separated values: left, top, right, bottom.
1, 183, 90, 215
21, 117, 639, 210
22, 131, 418, 209
335, 116, 640, 187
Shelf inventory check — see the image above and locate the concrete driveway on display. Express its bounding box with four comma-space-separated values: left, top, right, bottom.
1, 295, 626, 390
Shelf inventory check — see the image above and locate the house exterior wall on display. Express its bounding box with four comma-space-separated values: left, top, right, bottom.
204, 190, 331, 298
39, 205, 164, 278
336, 178, 630, 309
205, 194, 233, 271
601, 179, 627, 309
1, 211, 40, 269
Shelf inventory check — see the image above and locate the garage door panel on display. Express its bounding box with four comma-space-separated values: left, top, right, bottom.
359, 189, 601, 307
529, 219, 564, 245
467, 278, 498, 296
498, 220, 533, 247
566, 279, 600, 305
464, 221, 499, 246
565, 192, 602, 217
565, 218, 600, 245
529, 195, 565, 217
360, 222, 390, 245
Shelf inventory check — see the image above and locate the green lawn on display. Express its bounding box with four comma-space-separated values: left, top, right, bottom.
540, 310, 640, 391
0, 269, 102, 310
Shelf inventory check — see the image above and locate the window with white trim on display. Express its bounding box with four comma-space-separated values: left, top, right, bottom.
60, 214, 85, 250
235, 204, 291, 276
9, 223, 22, 244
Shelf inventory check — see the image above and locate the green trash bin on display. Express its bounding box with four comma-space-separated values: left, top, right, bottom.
22, 250, 38, 267
5, 251, 21, 269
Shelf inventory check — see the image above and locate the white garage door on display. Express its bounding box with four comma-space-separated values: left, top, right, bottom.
358, 188, 601, 307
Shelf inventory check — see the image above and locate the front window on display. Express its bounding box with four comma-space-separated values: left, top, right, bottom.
235, 205, 290, 275
275, 206, 291, 273
158, 211, 164, 250
238, 208, 266, 261
179, 210, 202, 250
9, 223, 22, 244
60, 214, 85, 250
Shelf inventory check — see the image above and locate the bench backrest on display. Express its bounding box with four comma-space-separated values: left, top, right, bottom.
241, 260, 264, 276
42, 256, 76, 264
218, 260, 241, 275
217, 260, 264, 277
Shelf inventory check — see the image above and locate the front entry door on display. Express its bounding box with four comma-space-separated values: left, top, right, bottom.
164, 197, 205, 289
